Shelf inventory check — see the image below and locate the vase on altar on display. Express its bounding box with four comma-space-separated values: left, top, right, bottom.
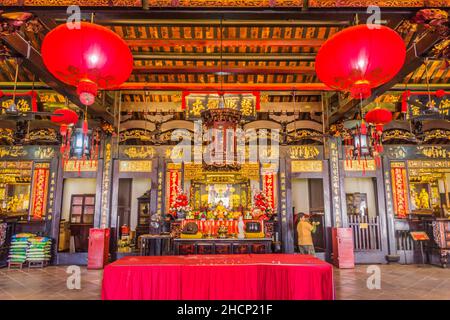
176, 210, 186, 220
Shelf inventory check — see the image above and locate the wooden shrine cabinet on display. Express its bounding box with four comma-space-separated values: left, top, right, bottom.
136, 190, 151, 240
69, 194, 95, 252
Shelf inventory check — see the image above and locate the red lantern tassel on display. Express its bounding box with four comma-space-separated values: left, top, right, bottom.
82, 119, 88, 135
360, 121, 367, 135
89, 134, 95, 168
181, 91, 188, 110
60, 124, 67, 137
401, 90, 410, 113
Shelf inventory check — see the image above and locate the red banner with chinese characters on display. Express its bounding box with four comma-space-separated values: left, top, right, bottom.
391, 164, 409, 219
168, 170, 181, 209
263, 173, 276, 210
31, 164, 50, 221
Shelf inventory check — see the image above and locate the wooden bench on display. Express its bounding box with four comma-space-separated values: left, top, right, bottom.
7, 262, 24, 270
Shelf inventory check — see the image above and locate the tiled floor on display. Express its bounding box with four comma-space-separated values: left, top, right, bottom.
0, 264, 449, 300
0, 265, 102, 300
335, 264, 450, 300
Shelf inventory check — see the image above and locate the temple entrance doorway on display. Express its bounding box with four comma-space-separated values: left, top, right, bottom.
116, 178, 151, 255
344, 177, 386, 263
59, 178, 97, 254
291, 178, 326, 258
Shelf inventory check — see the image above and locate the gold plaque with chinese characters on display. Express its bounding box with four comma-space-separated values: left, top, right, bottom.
119, 161, 153, 172
291, 160, 323, 173
344, 160, 376, 171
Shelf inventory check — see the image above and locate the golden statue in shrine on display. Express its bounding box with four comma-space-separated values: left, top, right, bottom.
6, 195, 20, 212
214, 200, 228, 219
419, 188, 430, 209
411, 188, 420, 209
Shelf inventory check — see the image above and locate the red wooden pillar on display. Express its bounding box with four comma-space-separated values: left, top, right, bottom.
332, 227, 355, 268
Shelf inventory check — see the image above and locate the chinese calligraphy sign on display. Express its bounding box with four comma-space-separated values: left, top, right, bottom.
183, 92, 260, 119
391, 162, 409, 219
0, 91, 37, 113
31, 163, 50, 221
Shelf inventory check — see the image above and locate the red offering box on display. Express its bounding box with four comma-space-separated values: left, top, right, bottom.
332, 227, 355, 269
88, 228, 110, 269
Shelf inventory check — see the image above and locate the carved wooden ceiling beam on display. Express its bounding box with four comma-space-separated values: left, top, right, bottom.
3, 0, 446, 8
133, 52, 317, 61
117, 82, 332, 91
132, 65, 316, 75
126, 39, 325, 48
308, 0, 448, 8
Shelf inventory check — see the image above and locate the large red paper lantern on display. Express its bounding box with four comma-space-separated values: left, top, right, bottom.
41, 22, 133, 106
315, 24, 406, 99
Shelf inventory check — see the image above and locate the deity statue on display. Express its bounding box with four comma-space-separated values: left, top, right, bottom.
7, 195, 20, 212
419, 188, 430, 209
411, 187, 420, 209
237, 216, 245, 239
215, 200, 227, 213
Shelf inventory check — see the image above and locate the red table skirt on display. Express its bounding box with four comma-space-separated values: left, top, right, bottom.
101, 254, 334, 300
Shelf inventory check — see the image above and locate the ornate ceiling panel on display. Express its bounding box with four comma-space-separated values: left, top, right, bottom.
3, 0, 140, 6
308, 0, 448, 7
8, 0, 446, 7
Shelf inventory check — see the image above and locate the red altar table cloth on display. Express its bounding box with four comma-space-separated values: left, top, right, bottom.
102, 254, 334, 300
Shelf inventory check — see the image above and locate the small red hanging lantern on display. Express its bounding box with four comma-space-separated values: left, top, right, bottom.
365, 108, 393, 133
50, 108, 79, 165
315, 24, 406, 99
365, 107, 392, 166
41, 22, 133, 106
50, 108, 79, 126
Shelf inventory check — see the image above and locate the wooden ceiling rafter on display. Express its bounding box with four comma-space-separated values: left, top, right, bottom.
132, 65, 317, 75
30, 8, 416, 20
132, 52, 317, 61
118, 82, 331, 91
125, 38, 326, 47
94, 19, 352, 27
